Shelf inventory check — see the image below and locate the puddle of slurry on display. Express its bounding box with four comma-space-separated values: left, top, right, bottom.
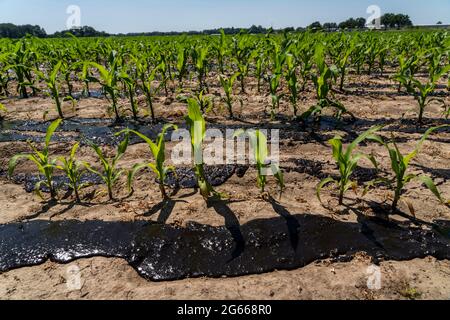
163, 165, 248, 188
0, 215, 449, 281
5, 173, 104, 193
0, 118, 170, 146
0, 117, 292, 146
2, 165, 249, 194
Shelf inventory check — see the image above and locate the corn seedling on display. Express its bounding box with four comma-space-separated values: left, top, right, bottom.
192, 45, 209, 92
35, 61, 65, 119
284, 54, 299, 118
125, 124, 177, 199
301, 45, 354, 122
134, 56, 159, 122
158, 57, 171, 96
194, 89, 214, 114
0, 55, 11, 97
7, 41, 33, 98
234, 129, 284, 195
119, 71, 139, 121
215, 29, 228, 74
378, 126, 449, 212
176, 46, 188, 87
267, 47, 286, 120
297, 44, 314, 92
219, 73, 240, 118
394, 51, 422, 92
89, 58, 122, 122
233, 40, 255, 94
56, 142, 87, 203
254, 54, 265, 93
317, 126, 382, 206
336, 37, 356, 91
8, 119, 62, 199
396, 65, 450, 124
60, 61, 75, 97
85, 133, 129, 201
185, 98, 217, 199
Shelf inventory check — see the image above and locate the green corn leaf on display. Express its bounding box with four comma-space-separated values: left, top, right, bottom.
70, 142, 80, 159
271, 164, 285, 193
345, 125, 383, 160
127, 163, 151, 192
317, 177, 337, 204
0, 102, 7, 113
416, 175, 445, 203
329, 137, 343, 162
50, 61, 62, 83
45, 119, 62, 148
405, 125, 449, 166
8, 154, 32, 177
388, 147, 400, 175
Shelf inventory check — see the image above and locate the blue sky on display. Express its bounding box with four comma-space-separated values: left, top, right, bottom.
0, 0, 449, 33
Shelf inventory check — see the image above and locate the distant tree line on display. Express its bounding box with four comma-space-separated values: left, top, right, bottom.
380, 14, 413, 29
0, 23, 46, 38
308, 13, 413, 31
52, 26, 110, 38
0, 14, 415, 39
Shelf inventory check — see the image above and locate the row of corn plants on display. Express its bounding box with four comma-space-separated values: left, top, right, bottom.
8, 99, 285, 202
1, 31, 448, 124
8, 118, 447, 215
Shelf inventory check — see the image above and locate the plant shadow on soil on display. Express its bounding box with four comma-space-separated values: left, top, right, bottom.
0, 208, 449, 281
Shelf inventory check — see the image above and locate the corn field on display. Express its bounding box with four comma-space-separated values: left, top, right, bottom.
1, 29, 450, 299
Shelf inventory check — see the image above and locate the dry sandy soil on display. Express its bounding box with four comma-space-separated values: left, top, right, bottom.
0, 72, 449, 300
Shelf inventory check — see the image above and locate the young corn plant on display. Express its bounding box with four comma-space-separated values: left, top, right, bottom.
378, 126, 449, 212
35, 61, 65, 119
298, 44, 314, 92
215, 29, 228, 74
0, 55, 11, 97
284, 54, 299, 118
394, 51, 422, 93
90, 59, 122, 123
134, 57, 159, 122
194, 89, 214, 114
60, 61, 75, 98
176, 46, 188, 87
8, 41, 33, 98
336, 38, 356, 91
56, 142, 87, 203
125, 124, 177, 199
192, 45, 209, 92
267, 49, 286, 120
233, 45, 255, 94
80, 61, 95, 97
396, 64, 450, 124
219, 72, 239, 118
158, 57, 171, 96
301, 45, 354, 122
8, 119, 62, 200
119, 71, 139, 121
185, 98, 217, 199
254, 54, 265, 93
234, 129, 284, 195
317, 126, 382, 206
85, 133, 129, 201
268, 73, 283, 120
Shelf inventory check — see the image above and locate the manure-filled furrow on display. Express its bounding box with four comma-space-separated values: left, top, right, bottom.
0, 215, 449, 281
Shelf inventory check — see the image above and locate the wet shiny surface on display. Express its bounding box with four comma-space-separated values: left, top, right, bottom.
0, 214, 449, 281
